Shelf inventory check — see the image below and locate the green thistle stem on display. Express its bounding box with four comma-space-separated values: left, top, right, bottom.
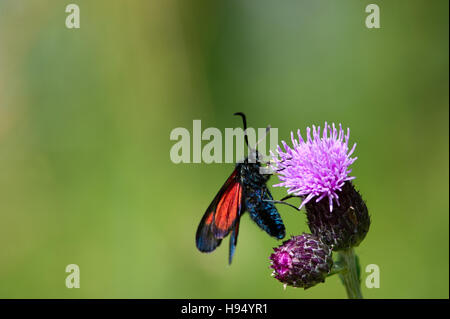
338, 248, 363, 299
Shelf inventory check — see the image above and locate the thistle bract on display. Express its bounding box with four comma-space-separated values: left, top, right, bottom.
269, 233, 333, 289
305, 181, 370, 251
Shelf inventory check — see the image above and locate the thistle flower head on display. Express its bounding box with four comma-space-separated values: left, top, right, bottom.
270, 122, 357, 212
269, 233, 333, 289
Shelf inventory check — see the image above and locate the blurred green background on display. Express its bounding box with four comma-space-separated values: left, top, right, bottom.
0, 0, 448, 298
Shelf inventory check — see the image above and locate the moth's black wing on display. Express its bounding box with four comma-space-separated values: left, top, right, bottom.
228, 218, 240, 265
195, 209, 222, 253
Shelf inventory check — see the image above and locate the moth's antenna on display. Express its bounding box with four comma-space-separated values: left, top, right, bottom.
255, 125, 271, 148
234, 112, 249, 147
253, 125, 272, 167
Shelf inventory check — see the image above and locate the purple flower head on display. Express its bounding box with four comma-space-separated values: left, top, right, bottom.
270, 122, 357, 212
269, 233, 333, 289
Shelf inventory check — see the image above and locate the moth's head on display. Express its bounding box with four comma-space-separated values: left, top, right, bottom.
246, 148, 263, 164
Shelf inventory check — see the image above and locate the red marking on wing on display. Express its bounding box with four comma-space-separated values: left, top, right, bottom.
196, 169, 242, 253
214, 181, 242, 236
205, 212, 214, 225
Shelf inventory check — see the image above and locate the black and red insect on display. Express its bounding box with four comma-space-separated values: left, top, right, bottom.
195, 113, 286, 264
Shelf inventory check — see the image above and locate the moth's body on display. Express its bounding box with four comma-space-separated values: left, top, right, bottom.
238, 157, 285, 240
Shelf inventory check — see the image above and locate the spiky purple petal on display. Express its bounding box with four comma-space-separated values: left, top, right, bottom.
270, 122, 357, 212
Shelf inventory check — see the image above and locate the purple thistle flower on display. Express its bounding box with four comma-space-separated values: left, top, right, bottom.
270, 122, 357, 212
270, 233, 333, 289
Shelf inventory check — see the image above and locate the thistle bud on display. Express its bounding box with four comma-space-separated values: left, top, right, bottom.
269, 233, 333, 289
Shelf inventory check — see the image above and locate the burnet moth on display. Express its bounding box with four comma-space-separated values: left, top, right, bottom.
195, 113, 286, 264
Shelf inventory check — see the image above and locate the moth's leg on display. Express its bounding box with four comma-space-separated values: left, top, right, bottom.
264, 193, 303, 211
280, 194, 302, 202
264, 199, 301, 211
